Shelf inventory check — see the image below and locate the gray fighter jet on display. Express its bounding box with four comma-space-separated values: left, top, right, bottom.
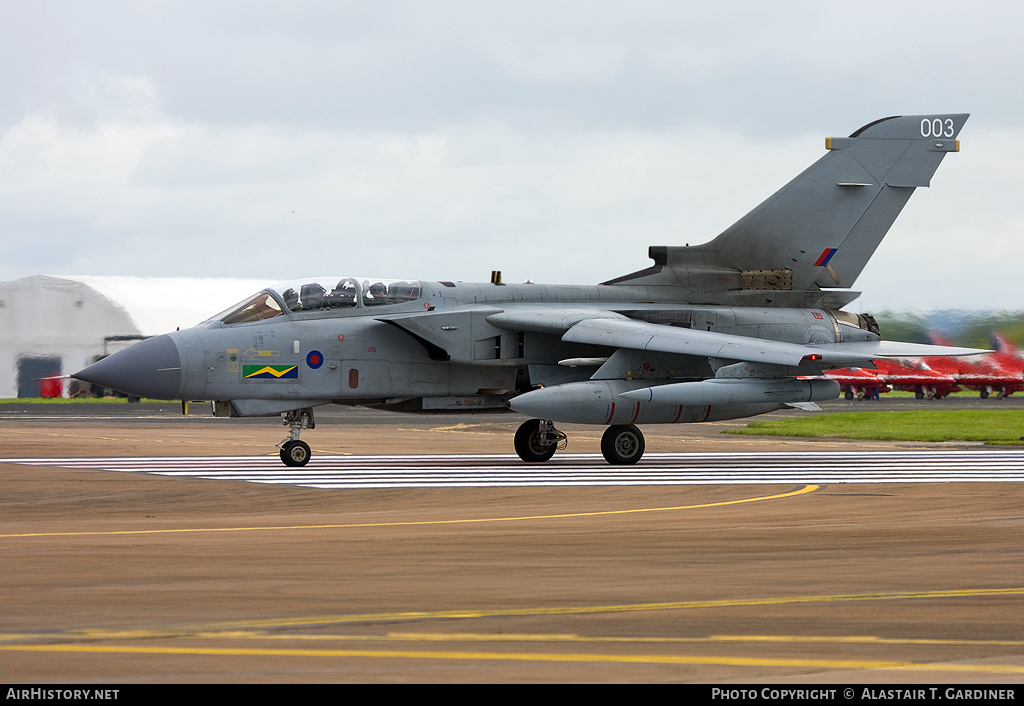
75, 114, 985, 466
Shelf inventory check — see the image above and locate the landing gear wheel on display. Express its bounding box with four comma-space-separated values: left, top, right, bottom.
280, 440, 311, 467
914, 390, 925, 400
980, 389, 990, 399
844, 390, 854, 400
514, 419, 558, 463
601, 425, 645, 465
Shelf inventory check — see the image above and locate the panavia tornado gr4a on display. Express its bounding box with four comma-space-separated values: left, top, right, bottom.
74, 114, 985, 466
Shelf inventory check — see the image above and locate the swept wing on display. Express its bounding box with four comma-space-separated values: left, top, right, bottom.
491, 311, 988, 368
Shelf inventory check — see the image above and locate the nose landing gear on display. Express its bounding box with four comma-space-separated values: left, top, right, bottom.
279, 407, 315, 466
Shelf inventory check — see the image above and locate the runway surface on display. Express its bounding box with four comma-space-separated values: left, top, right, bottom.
12, 449, 1024, 488
3, 408, 1024, 683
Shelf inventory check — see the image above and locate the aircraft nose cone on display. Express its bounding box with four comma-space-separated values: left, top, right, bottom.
73, 334, 183, 400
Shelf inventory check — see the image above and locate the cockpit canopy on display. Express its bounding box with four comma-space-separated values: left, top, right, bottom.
218, 277, 422, 325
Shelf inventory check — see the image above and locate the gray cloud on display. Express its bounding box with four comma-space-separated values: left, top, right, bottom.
2, 1, 1023, 309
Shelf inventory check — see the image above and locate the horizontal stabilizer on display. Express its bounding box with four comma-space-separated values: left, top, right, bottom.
784, 402, 822, 411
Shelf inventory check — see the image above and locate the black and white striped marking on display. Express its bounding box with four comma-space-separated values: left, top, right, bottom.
9, 450, 1024, 488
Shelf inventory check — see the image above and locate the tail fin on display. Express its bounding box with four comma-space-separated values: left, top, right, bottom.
925, 331, 956, 347
990, 332, 1016, 354
608, 114, 969, 308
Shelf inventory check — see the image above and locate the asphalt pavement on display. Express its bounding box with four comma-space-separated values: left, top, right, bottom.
2, 392, 1022, 422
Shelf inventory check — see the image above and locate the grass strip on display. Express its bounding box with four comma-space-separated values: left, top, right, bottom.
727, 410, 1024, 445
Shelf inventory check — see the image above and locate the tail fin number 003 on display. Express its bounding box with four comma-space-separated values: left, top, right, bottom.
921, 118, 955, 138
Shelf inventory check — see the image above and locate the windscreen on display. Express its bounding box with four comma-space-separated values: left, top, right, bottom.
220, 292, 284, 325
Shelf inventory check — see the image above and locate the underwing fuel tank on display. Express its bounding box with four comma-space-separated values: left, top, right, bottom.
508, 380, 788, 425
620, 378, 840, 406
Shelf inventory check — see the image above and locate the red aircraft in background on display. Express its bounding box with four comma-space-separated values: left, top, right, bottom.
920, 333, 1024, 399
871, 358, 961, 399
830, 331, 1023, 401
827, 358, 961, 400
824, 367, 891, 400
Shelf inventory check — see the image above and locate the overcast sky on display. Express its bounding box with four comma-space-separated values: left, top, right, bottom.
2, 1, 1022, 312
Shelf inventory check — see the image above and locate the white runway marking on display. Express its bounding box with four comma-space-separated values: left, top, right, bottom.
9, 450, 1024, 488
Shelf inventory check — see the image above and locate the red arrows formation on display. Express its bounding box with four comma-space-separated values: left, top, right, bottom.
825, 332, 1024, 401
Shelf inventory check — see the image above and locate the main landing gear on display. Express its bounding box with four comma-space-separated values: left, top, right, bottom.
981, 386, 1010, 400
279, 407, 315, 467
513, 419, 646, 465
513, 419, 566, 462
600, 424, 645, 465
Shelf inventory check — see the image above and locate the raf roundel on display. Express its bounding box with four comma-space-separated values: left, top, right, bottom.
306, 350, 324, 369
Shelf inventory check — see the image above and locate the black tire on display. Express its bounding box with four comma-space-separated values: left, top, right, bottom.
844, 390, 854, 400
601, 425, 645, 465
514, 419, 557, 462
280, 439, 311, 467
980, 389, 990, 399
914, 391, 925, 400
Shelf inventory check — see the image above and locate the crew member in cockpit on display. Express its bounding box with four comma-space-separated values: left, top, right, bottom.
367, 281, 388, 304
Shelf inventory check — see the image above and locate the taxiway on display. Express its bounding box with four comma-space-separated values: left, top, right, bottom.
2, 402, 1023, 683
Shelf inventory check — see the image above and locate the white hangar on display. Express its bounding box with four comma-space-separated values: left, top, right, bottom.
0, 275, 267, 398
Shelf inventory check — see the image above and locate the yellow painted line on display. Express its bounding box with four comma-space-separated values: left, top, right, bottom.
186, 587, 1024, 630
401, 423, 507, 434
0, 643, 1022, 673
6, 588, 1017, 646
710, 633, 1024, 647
22, 629, 1019, 649
0, 484, 819, 538
16, 587, 1014, 637
389, 632, 1024, 648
